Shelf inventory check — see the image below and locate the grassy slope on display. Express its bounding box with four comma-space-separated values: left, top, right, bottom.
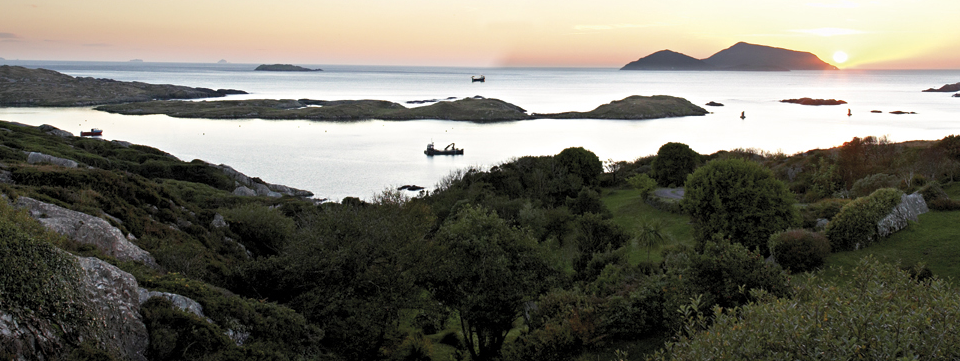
602, 187, 693, 264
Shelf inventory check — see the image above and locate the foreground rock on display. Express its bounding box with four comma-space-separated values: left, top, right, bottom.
780, 98, 847, 106
877, 192, 928, 238
540, 95, 708, 120
26, 151, 78, 168
0, 65, 248, 107
0, 255, 149, 361
922, 82, 960, 92
255, 64, 322, 72
15, 196, 158, 267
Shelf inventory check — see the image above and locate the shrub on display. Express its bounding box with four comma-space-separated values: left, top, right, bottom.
850, 173, 900, 198
824, 188, 903, 251
626, 173, 658, 199
928, 198, 960, 211
798, 198, 850, 228
681, 158, 798, 255
768, 229, 830, 273
651, 142, 699, 187
220, 203, 294, 257
918, 181, 949, 202
652, 258, 960, 360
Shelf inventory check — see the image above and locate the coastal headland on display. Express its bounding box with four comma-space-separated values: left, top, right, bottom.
621, 42, 838, 71
0, 65, 247, 107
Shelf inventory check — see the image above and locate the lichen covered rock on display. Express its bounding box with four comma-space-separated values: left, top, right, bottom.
877, 192, 929, 238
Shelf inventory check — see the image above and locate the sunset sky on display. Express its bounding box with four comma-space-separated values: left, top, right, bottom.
1, 0, 959, 69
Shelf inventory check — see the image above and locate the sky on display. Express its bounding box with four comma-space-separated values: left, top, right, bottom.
1, 0, 959, 69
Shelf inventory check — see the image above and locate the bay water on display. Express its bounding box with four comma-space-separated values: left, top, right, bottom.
1, 60, 958, 201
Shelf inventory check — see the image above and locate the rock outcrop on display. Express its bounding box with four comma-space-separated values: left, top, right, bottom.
38, 124, 73, 138
26, 152, 78, 168
137, 289, 206, 319
214, 164, 314, 198
78, 256, 149, 361
15, 196, 157, 267
877, 192, 929, 238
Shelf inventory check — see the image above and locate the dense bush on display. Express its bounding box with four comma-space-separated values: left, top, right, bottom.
140, 297, 234, 360
651, 142, 699, 187
653, 258, 960, 360
850, 173, 900, 198
220, 203, 295, 257
768, 229, 830, 273
918, 181, 949, 202
681, 158, 798, 255
798, 198, 851, 229
824, 188, 903, 251
626, 173, 657, 198
938, 134, 960, 160
928, 198, 960, 211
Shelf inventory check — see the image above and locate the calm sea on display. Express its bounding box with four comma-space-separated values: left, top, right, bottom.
1, 60, 959, 201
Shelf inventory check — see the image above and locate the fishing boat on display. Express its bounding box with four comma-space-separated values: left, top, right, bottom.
80, 128, 103, 137
424, 142, 464, 156
471, 75, 485, 83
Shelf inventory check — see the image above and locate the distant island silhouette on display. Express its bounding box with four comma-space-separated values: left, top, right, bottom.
621, 42, 837, 71
255, 64, 322, 72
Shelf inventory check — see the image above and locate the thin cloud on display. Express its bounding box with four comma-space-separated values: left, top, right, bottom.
791, 28, 866, 37
573, 23, 667, 32
0, 33, 19, 39
83, 43, 112, 47
806, 0, 860, 8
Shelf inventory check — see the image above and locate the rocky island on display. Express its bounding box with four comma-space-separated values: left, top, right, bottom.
0, 66, 248, 107
922, 82, 960, 92
96, 95, 707, 122
254, 64, 322, 72
780, 98, 847, 106
621, 42, 838, 71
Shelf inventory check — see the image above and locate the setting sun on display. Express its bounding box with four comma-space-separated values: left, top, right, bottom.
833, 51, 849, 64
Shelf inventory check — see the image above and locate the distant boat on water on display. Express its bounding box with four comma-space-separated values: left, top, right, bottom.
80, 128, 102, 137
425, 142, 463, 156
471, 75, 485, 83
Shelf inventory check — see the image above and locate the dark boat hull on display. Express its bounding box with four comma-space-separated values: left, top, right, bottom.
425, 149, 464, 156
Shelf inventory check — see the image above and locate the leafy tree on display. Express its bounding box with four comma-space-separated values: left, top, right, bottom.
555, 147, 603, 187
420, 205, 553, 361
681, 158, 798, 255
651, 142, 699, 187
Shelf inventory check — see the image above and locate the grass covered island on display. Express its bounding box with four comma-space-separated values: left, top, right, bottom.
4, 118, 960, 360
254, 64, 323, 71
96, 95, 708, 122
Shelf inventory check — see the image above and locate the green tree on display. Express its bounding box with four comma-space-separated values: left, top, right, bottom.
421, 205, 553, 361
651, 142, 700, 187
555, 147, 603, 187
681, 158, 798, 254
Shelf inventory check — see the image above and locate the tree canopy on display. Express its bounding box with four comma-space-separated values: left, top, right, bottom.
651, 142, 700, 187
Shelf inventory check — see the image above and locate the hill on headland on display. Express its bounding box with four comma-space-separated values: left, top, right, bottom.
621, 42, 837, 71
620, 50, 714, 70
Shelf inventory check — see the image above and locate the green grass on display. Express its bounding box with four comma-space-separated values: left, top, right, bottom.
823, 210, 960, 284
602, 187, 693, 264
943, 181, 960, 199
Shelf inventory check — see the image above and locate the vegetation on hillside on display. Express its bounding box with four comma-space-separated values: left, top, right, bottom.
3, 118, 960, 360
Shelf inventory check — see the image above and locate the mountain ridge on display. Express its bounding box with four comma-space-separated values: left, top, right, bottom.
621, 42, 837, 71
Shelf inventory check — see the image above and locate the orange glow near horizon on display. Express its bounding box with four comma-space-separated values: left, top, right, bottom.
1, 0, 959, 69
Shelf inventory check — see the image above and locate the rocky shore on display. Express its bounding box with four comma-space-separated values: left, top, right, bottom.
780, 98, 847, 106
922, 82, 960, 92
0, 65, 247, 107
